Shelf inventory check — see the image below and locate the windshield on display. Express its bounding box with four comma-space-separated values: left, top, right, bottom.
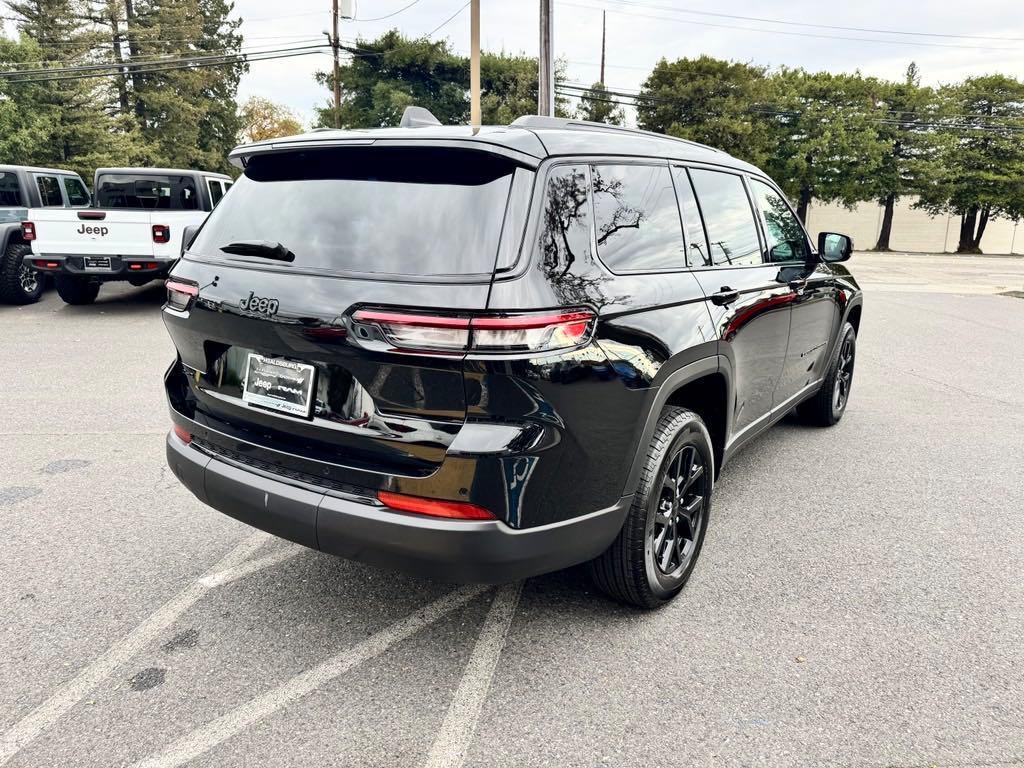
188, 147, 516, 278
95, 173, 200, 210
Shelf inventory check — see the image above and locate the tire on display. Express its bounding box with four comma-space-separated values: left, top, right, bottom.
0, 243, 43, 305
55, 275, 100, 305
588, 407, 713, 609
799, 322, 856, 427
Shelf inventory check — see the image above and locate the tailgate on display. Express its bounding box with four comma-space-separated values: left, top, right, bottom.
29, 209, 155, 257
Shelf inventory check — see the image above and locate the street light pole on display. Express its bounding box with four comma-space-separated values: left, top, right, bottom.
538, 0, 553, 116
470, 0, 481, 128
332, 0, 341, 128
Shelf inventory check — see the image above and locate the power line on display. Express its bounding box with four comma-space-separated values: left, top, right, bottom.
426, 0, 470, 38
590, 0, 1024, 43
355, 0, 425, 22
557, 0, 1024, 52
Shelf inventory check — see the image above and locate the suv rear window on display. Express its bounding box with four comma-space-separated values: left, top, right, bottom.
96, 174, 199, 210
190, 148, 517, 278
0, 172, 24, 207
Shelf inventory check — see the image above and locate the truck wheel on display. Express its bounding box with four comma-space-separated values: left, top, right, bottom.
588, 407, 713, 609
0, 243, 43, 304
799, 323, 856, 427
55, 275, 100, 305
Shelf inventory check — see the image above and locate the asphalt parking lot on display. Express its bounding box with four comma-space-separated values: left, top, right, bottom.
2, 255, 1023, 768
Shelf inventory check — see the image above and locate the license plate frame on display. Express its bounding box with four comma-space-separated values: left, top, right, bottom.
82, 256, 112, 271
241, 353, 317, 419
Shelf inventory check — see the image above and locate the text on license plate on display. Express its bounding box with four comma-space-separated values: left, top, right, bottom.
241, 354, 316, 418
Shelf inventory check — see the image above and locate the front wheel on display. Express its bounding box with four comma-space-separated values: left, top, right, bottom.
55, 275, 100, 305
799, 322, 857, 426
0, 243, 43, 305
588, 407, 713, 609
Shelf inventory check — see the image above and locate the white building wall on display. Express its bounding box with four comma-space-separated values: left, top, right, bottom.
804, 198, 1024, 255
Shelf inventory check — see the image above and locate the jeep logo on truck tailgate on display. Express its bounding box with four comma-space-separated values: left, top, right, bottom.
76, 224, 109, 236
239, 291, 279, 316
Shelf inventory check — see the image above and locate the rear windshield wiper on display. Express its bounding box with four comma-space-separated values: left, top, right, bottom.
219, 240, 295, 263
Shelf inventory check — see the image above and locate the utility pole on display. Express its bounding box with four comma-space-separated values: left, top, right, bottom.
332, 0, 341, 128
470, 0, 481, 127
599, 9, 606, 85
538, 0, 554, 116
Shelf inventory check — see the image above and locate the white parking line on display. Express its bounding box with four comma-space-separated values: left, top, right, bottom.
131, 584, 490, 768
423, 581, 523, 768
0, 532, 272, 767
198, 544, 303, 588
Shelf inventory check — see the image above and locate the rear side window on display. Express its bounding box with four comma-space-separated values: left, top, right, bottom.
688, 169, 762, 267
592, 164, 684, 272
191, 148, 517, 277
750, 179, 810, 263
208, 178, 224, 206
672, 167, 711, 267
62, 176, 90, 207
35, 175, 63, 207
96, 174, 199, 210
0, 172, 24, 206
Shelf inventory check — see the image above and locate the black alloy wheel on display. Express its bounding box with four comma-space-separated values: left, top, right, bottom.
833, 334, 855, 412
652, 444, 707, 577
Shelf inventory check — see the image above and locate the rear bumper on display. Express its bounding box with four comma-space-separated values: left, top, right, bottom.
167, 431, 631, 583
30, 254, 172, 280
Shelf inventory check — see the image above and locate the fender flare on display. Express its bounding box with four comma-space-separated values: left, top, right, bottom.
620, 354, 732, 496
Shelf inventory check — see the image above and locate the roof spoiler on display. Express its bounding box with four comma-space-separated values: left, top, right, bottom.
399, 106, 442, 128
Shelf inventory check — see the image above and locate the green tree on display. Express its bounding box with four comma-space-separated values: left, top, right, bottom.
869, 63, 944, 251
636, 56, 772, 165
576, 82, 623, 125
0, 36, 50, 163
916, 75, 1024, 253
314, 30, 568, 128
4, 0, 141, 178
764, 69, 887, 222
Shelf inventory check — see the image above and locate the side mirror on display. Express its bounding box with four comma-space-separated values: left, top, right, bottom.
817, 232, 853, 263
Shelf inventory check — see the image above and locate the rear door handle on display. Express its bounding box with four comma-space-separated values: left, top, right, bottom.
710, 286, 740, 306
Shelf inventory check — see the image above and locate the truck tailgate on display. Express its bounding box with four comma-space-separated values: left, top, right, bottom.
27, 209, 202, 259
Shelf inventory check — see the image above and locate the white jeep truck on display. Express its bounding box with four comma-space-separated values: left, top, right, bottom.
24, 167, 231, 304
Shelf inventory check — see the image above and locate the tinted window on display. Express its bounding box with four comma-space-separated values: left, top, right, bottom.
191, 148, 515, 277
96, 174, 199, 210
750, 179, 809, 263
0, 172, 24, 207
62, 176, 90, 206
591, 164, 683, 272
688, 169, 762, 267
536, 165, 592, 275
208, 179, 224, 206
672, 168, 711, 267
36, 175, 63, 207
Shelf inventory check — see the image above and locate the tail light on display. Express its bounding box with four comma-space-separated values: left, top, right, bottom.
165, 278, 198, 311
172, 424, 192, 444
33, 260, 59, 269
21, 222, 35, 241
377, 491, 494, 521
152, 224, 170, 244
351, 308, 596, 354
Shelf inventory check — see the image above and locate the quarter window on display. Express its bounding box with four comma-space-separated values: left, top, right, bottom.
591, 164, 684, 272
688, 169, 762, 267
0, 172, 24, 206
208, 179, 225, 206
62, 176, 90, 207
750, 179, 810, 263
35, 175, 63, 207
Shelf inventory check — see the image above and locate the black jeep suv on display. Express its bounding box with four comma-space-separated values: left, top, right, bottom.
163, 113, 862, 608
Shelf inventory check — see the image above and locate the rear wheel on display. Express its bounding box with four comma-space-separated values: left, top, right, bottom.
799, 322, 856, 426
588, 407, 713, 609
0, 243, 43, 305
55, 275, 100, 305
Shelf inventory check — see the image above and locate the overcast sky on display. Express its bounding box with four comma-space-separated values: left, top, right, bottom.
232, 0, 1024, 126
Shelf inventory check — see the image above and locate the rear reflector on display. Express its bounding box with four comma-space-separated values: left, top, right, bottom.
377, 491, 495, 521
352, 308, 596, 354
152, 224, 170, 244
21, 222, 35, 241
172, 424, 192, 444
165, 278, 198, 311
33, 259, 59, 269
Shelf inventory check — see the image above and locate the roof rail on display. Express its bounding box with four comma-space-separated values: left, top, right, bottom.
509, 115, 721, 153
